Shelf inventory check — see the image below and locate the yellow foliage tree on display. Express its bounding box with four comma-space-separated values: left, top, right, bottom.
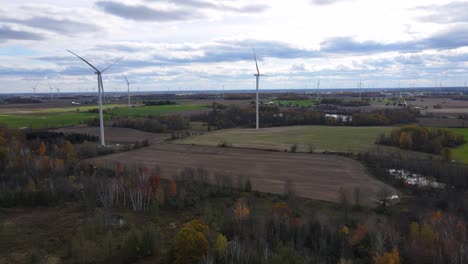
214, 233, 228, 256
342, 225, 350, 237
409, 222, 419, 241
64, 140, 76, 160
399, 132, 413, 149
173, 219, 209, 264
373, 247, 400, 264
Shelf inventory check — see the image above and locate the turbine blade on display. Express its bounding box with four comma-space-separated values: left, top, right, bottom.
101, 57, 122, 73
253, 49, 260, 75
122, 73, 129, 83
67, 50, 100, 73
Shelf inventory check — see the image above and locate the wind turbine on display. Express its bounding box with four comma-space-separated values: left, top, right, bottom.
358, 80, 362, 100
122, 73, 132, 109
317, 80, 321, 101
48, 82, 54, 101
32, 82, 39, 97
67, 50, 121, 147
253, 49, 265, 131
56, 88, 60, 98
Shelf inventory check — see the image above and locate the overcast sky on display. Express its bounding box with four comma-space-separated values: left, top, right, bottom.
1, 0, 468, 93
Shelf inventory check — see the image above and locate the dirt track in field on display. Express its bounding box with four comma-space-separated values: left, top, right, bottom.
89, 144, 397, 206
54, 125, 170, 144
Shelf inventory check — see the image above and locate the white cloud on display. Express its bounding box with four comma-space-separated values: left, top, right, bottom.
0, 0, 467, 92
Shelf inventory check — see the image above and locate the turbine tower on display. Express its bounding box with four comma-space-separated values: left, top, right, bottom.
48, 82, 54, 101
317, 80, 320, 101
67, 50, 121, 147
122, 73, 132, 109
32, 82, 39, 97
253, 49, 265, 131
56, 88, 60, 98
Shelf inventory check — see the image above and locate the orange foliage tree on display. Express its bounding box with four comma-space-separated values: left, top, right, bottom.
233, 198, 250, 220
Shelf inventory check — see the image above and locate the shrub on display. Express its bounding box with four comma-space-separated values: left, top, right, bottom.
120, 230, 140, 264
290, 144, 297, 153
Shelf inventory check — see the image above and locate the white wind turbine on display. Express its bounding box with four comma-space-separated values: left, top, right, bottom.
317, 80, 320, 101
253, 49, 266, 131
122, 73, 133, 109
32, 82, 39, 97
67, 50, 121, 147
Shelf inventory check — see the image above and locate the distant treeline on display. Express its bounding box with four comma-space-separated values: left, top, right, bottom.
192, 105, 418, 128
276, 94, 309, 100
321, 98, 370, 107
110, 115, 190, 133
143, 100, 176, 106
376, 125, 464, 154
223, 93, 254, 100
26, 131, 98, 144
4, 97, 42, 104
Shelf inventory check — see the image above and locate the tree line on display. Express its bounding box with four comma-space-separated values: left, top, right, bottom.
376, 125, 464, 154
192, 104, 419, 129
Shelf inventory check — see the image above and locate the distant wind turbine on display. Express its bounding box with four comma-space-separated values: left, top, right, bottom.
67, 50, 121, 147
317, 80, 320, 101
56, 88, 60, 98
48, 82, 54, 101
122, 73, 133, 109
253, 49, 266, 131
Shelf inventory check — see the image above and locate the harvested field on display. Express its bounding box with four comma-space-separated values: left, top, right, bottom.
90, 144, 397, 206
418, 118, 468, 128
54, 125, 170, 144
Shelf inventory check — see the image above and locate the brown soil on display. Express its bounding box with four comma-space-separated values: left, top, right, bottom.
89, 144, 396, 206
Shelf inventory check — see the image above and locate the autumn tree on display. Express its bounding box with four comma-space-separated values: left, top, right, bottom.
38, 141, 46, 156
173, 219, 209, 264
233, 198, 250, 221
372, 247, 400, 264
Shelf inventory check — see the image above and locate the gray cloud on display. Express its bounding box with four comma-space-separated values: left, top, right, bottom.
2, 17, 100, 35
95, 39, 320, 67
418, 2, 468, 24
96, 1, 201, 21
0, 25, 44, 41
320, 26, 468, 54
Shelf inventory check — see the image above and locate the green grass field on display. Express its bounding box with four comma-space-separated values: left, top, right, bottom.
0, 104, 207, 129
446, 128, 468, 163
176, 125, 394, 153
274, 99, 318, 107
33, 104, 126, 114
0, 113, 99, 129
108, 104, 206, 117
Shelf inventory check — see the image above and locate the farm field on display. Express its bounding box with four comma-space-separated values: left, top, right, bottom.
108, 104, 207, 117
54, 125, 170, 144
176, 125, 393, 153
0, 103, 206, 128
0, 112, 99, 129
90, 143, 397, 206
